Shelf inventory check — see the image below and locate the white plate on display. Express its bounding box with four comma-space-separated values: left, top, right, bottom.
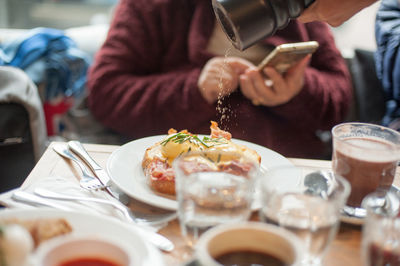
107, 135, 293, 211
0, 209, 165, 266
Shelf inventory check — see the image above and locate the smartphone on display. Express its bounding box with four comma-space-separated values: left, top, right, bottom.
257, 41, 319, 74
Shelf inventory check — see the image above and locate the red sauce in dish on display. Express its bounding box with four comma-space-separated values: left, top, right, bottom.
59, 257, 121, 266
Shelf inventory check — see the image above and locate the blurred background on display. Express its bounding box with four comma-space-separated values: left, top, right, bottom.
0, 0, 116, 29
0, 0, 383, 192
0, 0, 379, 52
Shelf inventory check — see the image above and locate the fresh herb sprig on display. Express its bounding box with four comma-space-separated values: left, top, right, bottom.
161, 132, 227, 148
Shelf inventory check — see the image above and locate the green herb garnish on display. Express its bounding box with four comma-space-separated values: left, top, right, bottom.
161, 133, 228, 148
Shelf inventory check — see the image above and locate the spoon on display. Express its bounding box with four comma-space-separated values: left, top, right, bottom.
303, 170, 333, 198
303, 170, 367, 219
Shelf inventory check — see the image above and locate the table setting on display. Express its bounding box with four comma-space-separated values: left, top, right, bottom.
0, 122, 399, 266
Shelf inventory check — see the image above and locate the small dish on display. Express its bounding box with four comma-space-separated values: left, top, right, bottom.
34, 235, 135, 266
340, 184, 400, 226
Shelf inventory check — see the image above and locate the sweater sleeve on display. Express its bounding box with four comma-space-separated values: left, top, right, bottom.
269, 22, 353, 132
87, 0, 215, 138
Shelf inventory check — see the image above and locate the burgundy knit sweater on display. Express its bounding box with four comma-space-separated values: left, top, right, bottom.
87, 0, 352, 159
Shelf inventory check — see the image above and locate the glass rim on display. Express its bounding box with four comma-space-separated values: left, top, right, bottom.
195, 221, 305, 266
261, 166, 351, 201
331, 122, 400, 151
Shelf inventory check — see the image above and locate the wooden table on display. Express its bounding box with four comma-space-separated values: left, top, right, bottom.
19, 142, 400, 266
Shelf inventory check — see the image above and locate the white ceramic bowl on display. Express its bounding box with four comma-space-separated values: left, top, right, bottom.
196, 222, 304, 266
34, 234, 136, 266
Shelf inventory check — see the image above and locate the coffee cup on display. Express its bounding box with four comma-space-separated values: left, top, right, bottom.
332, 122, 400, 208
195, 222, 304, 266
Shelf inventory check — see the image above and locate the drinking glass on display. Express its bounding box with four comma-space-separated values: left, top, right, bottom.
173, 150, 259, 248
259, 166, 350, 266
332, 122, 400, 210
362, 190, 400, 266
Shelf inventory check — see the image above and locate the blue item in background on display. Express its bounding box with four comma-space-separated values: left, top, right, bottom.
0, 27, 90, 102
375, 0, 400, 130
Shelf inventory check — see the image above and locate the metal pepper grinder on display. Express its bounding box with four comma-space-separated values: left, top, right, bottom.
212, 0, 315, 51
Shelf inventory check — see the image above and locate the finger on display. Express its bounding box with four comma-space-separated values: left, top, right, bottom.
210, 60, 231, 74
263, 67, 286, 92
287, 55, 311, 73
227, 57, 254, 75
246, 69, 267, 88
246, 69, 275, 99
286, 55, 311, 81
239, 74, 260, 104
265, 79, 274, 87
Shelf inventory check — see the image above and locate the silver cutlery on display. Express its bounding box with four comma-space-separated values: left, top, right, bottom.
53, 143, 105, 190
33, 188, 176, 226
12, 190, 73, 211
342, 205, 367, 218
34, 188, 139, 221
303, 170, 369, 219
68, 141, 118, 198
11, 190, 175, 252
61, 140, 177, 226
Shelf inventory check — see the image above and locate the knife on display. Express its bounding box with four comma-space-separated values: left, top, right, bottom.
12, 191, 73, 211
67, 140, 120, 199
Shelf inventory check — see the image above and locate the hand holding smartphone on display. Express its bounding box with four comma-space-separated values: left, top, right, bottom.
257, 41, 319, 74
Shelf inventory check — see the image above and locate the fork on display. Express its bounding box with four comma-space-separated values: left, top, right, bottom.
52, 143, 105, 190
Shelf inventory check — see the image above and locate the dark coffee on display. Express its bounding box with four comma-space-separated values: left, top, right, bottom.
333, 137, 397, 207
214, 249, 287, 266
368, 242, 400, 266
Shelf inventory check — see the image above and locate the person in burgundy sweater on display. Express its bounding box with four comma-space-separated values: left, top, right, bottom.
87, 0, 352, 159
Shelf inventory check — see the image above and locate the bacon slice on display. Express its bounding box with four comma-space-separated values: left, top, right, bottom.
179, 160, 215, 175
219, 160, 254, 177
210, 121, 232, 140
146, 158, 176, 195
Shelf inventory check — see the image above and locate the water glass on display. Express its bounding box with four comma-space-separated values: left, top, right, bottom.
362, 190, 400, 266
173, 150, 259, 248
259, 166, 350, 266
